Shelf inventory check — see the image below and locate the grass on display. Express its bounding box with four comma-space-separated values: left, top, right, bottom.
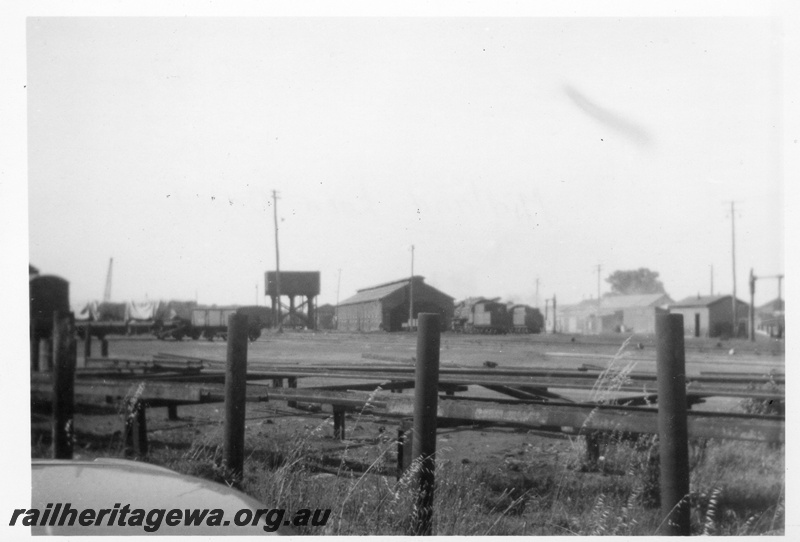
99, 404, 780, 536
32, 412, 784, 535
31, 337, 784, 535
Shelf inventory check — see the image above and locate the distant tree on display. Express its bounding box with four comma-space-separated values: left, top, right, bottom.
605, 268, 666, 296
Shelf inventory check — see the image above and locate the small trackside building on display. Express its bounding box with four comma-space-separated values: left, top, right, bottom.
599, 293, 674, 334
669, 294, 750, 338
557, 294, 672, 335
336, 276, 454, 332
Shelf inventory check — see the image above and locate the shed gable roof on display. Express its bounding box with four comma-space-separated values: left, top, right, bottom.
671, 294, 746, 308
338, 276, 454, 307
600, 293, 673, 310
338, 282, 407, 306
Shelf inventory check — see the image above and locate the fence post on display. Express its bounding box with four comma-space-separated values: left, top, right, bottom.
83, 324, 92, 360
584, 432, 600, 470
410, 313, 440, 536
333, 406, 346, 440
30, 335, 40, 372
656, 313, 690, 535
52, 311, 76, 459
40, 338, 53, 372
287, 377, 297, 408
124, 399, 148, 458
223, 313, 249, 484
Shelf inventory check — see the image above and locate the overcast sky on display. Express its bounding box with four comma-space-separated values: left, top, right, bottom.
17, 11, 791, 311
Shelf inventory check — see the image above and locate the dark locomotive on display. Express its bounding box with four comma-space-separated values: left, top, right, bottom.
451, 297, 544, 334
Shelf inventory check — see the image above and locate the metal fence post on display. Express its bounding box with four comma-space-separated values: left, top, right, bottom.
410, 313, 440, 536
223, 313, 249, 484
656, 313, 690, 535
52, 311, 76, 459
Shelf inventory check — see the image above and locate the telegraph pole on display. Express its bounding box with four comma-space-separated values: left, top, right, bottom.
408, 245, 415, 331
335, 268, 342, 330
544, 299, 550, 333
552, 294, 557, 334
272, 190, 282, 333
728, 202, 738, 337
535, 277, 540, 308
710, 265, 714, 296
596, 264, 602, 335
749, 269, 756, 342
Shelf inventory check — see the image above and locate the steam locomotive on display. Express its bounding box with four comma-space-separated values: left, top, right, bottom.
451, 298, 544, 334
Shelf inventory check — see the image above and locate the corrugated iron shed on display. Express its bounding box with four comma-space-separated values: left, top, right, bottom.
339, 276, 454, 307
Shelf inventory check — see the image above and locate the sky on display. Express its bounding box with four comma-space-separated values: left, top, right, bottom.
12, 6, 795, 314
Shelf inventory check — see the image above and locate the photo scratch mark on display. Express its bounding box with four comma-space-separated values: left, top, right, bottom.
563, 84, 653, 147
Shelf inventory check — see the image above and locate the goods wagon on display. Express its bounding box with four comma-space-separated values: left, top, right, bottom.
190, 306, 271, 341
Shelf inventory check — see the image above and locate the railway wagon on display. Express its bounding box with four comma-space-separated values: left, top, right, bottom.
190, 306, 271, 341
509, 304, 545, 334
190, 307, 238, 340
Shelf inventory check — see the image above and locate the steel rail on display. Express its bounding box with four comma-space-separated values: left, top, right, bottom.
30, 375, 783, 443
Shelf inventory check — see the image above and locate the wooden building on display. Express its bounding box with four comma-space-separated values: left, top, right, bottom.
669, 294, 750, 338
336, 276, 454, 332
557, 294, 672, 335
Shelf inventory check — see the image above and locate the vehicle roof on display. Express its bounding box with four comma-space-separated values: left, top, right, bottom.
31, 458, 288, 535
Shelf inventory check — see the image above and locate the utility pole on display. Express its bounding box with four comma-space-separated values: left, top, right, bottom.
552, 294, 557, 334
408, 245, 415, 331
103, 257, 113, 303
728, 202, 738, 338
535, 277, 540, 308
710, 265, 714, 296
336, 268, 342, 330
255, 284, 259, 306
749, 269, 755, 342
544, 299, 550, 333
596, 264, 602, 335
272, 190, 282, 333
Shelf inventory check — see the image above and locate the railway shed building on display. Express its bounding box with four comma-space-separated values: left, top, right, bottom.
557, 294, 672, 335
669, 294, 750, 338
598, 293, 673, 334
336, 276, 454, 332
